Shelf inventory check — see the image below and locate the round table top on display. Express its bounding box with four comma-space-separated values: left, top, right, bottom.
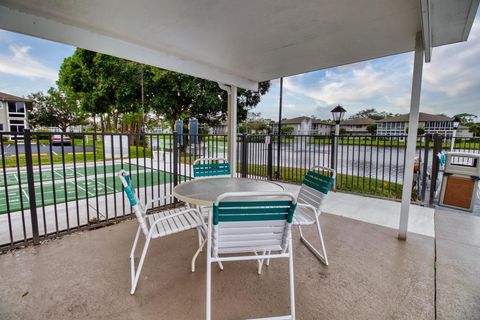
173, 177, 284, 206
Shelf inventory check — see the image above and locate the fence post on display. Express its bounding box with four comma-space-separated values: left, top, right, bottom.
330, 134, 336, 190
267, 135, 273, 180
240, 134, 248, 178
420, 133, 431, 202
428, 134, 442, 207
24, 129, 40, 245
173, 132, 179, 187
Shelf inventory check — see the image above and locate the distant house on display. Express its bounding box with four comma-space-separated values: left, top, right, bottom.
457, 125, 474, 138
376, 112, 456, 137
209, 122, 228, 134
0, 92, 31, 139
272, 116, 331, 135
340, 118, 376, 135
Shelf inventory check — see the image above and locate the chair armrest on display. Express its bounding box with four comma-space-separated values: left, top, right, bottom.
145, 195, 175, 211
148, 208, 206, 235
297, 203, 318, 216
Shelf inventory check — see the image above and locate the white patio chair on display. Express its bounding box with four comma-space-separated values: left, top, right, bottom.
193, 157, 230, 178
206, 191, 297, 320
293, 165, 335, 266
117, 170, 207, 295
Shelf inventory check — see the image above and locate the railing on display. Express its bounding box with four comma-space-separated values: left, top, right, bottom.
1, 130, 479, 251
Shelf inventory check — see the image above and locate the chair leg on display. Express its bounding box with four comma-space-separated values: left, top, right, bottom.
298, 219, 329, 266
130, 232, 152, 295
192, 237, 207, 272
288, 238, 296, 320
206, 249, 212, 320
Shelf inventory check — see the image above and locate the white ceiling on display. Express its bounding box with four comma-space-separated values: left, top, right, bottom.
0, 0, 478, 89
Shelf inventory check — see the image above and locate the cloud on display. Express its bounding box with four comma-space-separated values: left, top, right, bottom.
282, 55, 414, 114
423, 19, 480, 98
0, 45, 58, 81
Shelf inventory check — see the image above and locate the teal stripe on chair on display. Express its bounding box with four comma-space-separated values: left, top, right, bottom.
213, 200, 297, 225
193, 162, 231, 177
124, 175, 137, 206
303, 171, 334, 194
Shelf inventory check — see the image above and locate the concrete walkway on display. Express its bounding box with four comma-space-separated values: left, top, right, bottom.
435, 210, 480, 320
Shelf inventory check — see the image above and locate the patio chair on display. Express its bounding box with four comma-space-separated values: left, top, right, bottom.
193, 157, 230, 178
293, 165, 335, 266
117, 170, 207, 295
206, 191, 297, 320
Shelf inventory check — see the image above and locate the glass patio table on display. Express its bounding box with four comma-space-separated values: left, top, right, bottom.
173, 177, 284, 207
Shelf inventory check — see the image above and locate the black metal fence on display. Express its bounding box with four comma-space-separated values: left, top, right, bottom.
1, 130, 479, 251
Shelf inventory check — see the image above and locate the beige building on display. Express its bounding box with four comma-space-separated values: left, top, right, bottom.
0, 92, 31, 138
376, 112, 456, 137
340, 118, 376, 135
273, 116, 332, 135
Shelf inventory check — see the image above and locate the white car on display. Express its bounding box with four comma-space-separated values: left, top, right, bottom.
51, 134, 71, 145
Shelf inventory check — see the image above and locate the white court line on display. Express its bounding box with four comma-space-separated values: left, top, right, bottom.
21, 188, 30, 201
12, 173, 19, 182
94, 178, 116, 192
53, 170, 64, 179
75, 183, 96, 197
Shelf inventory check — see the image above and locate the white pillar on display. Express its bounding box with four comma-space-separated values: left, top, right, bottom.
398, 32, 424, 240
225, 85, 238, 177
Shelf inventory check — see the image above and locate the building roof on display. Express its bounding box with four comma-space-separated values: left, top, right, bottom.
0, 1, 477, 89
377, 112, 454, 123
341, 118, 377, 126
278, 116, 331, 126
0, 92, 31, 102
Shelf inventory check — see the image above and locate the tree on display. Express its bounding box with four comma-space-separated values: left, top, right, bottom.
28, 88, 88, 132
453, 113, 477, 124
466, 123, 480, 137
58, 48, 271, 133
280, 126, 294, 135
147, 69, 270, 130
339, 127, 347, 135
350, 108, 396, 120
366, 124, 377, 135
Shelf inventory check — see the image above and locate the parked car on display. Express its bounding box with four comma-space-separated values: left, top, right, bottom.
51, 134, 71, 145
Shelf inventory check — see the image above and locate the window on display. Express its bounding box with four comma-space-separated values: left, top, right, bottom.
0, 124, 3, 131
8, 101, 26, 114
16, 102, 25, 113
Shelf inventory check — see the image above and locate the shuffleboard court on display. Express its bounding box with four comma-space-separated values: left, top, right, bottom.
0, 163, 146, 187
0, 164, 183, 214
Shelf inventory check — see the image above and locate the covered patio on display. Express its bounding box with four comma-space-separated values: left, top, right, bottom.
0, 0, 479, 319
0, 206, 436, 320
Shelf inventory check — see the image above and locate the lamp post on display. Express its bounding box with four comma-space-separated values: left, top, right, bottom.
331, 105, 346, 136
330, 105, 346, 188
450, 119, 460, 152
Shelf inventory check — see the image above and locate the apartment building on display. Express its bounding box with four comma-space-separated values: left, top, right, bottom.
376, 112, 456, 137
0, 92, 31, 138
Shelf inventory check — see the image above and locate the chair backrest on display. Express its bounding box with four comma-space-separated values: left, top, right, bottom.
212, 192, 297, 254
298, 166, 335, 213
193, 157, 230, 178
117, 170, 149, 236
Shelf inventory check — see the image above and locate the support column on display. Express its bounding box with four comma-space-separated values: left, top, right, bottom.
398, 32, 424, 240
222, 83, 237, 177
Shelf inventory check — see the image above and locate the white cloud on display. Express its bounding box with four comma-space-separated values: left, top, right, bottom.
0, 45, 57, 81
283, 56, 413, 114
423, 20, 480, 98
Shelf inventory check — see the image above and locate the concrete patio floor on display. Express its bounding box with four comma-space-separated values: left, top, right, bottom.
0, 212, 435, 320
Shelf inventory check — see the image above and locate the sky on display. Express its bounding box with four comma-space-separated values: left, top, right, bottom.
0, 14, 479, 121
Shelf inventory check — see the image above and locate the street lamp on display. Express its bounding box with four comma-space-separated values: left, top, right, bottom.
331, 105, 346, 136
450, 118, 461, 151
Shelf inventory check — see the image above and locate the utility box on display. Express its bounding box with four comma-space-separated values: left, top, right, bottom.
439, 152, 480, 212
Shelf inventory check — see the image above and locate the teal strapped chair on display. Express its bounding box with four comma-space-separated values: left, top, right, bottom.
193, 157, 231, 178
206, 191, 297, 320
117, 170, 207, 294
293, 165, 335, 265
